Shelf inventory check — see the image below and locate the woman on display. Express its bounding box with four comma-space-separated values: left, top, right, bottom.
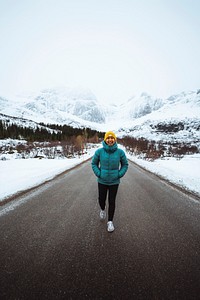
91, 131, 128, 232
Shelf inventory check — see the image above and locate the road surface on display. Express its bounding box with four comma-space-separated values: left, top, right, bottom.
0, 160, 200, 299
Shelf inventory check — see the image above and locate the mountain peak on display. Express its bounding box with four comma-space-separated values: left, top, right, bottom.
0, 88, 199, 134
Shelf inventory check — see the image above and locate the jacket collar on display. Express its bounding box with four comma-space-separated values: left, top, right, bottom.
102, 141, 118, 153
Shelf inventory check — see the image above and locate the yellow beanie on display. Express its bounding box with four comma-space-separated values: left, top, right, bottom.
104, 131, 117, 141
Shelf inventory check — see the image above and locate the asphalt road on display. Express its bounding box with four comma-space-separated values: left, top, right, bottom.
0, 160, 200, 300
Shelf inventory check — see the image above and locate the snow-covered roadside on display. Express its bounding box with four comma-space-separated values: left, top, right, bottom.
127, 153, 200, 197
0, 146, 200, 203
0, 149, 96, 202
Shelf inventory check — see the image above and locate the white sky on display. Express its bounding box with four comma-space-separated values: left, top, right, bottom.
0, 0, 200, 104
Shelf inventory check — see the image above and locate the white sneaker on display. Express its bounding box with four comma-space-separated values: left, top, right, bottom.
107, 221, 114, 232
100, 210, 106, 220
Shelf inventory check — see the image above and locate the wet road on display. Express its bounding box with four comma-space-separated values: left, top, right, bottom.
0, 160, 200, 299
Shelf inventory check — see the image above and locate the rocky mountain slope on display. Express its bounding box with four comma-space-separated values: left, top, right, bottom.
115, 90, 200, 144
0, 88, 200, 147
0, 87, 105, 128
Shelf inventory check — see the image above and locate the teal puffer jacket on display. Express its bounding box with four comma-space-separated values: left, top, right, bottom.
91, 141, 128, 185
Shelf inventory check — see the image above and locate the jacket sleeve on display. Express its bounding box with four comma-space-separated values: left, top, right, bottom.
91, 149, 101, 177
119, 150, 128, 178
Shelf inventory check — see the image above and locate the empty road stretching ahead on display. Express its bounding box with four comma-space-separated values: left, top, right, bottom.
0, 160, 200, 299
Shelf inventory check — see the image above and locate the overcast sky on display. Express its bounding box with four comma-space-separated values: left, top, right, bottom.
0, 0, 200, 104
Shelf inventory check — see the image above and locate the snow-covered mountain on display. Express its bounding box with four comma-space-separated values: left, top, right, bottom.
0, 87, 200, 146
122, 92, 163, 119
0, 112, 60, 135
0, 88, 166, 128
106, 92, 164, 124
115, 90, 200, 145
0, 87, 106, 129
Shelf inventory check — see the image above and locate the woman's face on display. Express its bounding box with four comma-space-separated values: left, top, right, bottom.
106, 136, 115, 146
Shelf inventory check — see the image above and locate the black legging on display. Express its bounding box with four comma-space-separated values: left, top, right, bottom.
98, 183, 119, 221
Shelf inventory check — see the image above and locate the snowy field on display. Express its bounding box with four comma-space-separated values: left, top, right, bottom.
0, 146, 200, 202
127, 153, 200, 198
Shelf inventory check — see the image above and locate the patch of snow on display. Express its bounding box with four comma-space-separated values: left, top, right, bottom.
127, 153, 200, 197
